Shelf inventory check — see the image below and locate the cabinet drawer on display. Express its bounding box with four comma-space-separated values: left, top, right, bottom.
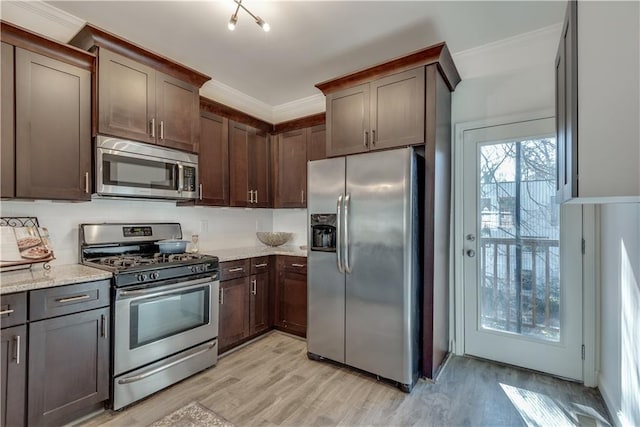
251, 256, 271, 274
0, 292, 27, 328
30, 279, 110, 321
220, 259, 250, 281
280, 256, 307, 274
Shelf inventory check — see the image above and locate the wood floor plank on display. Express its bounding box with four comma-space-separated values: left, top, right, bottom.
76, 331, 611, 427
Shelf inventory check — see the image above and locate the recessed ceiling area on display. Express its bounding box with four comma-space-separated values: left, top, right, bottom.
44, 1, 565, 108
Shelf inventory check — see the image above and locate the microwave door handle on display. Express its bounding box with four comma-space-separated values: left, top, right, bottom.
177, 163, 184, 193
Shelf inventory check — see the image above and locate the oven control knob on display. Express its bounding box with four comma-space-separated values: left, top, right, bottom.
137, 274, 147, 282
149, 272, 159, 280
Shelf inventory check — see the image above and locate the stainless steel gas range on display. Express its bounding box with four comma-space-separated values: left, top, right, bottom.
79, 223, 219, 410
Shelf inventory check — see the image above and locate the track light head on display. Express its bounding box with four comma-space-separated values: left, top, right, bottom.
228, 0, 270, 33
256, 16, 270, 32
228, 14, 238, 31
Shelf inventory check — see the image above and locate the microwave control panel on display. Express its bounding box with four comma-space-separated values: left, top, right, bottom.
183, 166, 196, 191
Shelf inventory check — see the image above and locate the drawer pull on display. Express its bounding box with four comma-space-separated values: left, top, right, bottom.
291, 263, 306, 268
227, 267, 244, 273
0, 309, 15, 316
56, 294, 91, 303
254, 263, 268, 268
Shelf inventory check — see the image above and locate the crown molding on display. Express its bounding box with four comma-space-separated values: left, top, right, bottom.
0, 0, 85, 42
272, 94, 326, 124
200, 79, 275, 123
452, 23, 563, 80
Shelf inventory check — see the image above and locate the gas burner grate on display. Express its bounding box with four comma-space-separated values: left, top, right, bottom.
153, 253, 204, 263
98, 255, 158, 268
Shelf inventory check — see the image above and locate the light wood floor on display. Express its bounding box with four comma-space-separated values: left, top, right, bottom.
78, 331, 611, 426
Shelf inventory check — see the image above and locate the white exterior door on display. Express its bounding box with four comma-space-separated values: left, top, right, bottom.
462, 117, 583, 380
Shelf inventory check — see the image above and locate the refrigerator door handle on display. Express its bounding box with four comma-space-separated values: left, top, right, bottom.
344, 192, 352, 273
336, 194, 345, 273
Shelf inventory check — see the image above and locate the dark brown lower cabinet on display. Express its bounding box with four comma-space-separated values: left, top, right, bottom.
250, 271, 270, 335
28, 307, 109, 426
1, 325, 26, 427
275, 256, 307, 337
218, 277, 250, 353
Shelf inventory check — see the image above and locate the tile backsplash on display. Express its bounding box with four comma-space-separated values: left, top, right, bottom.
0, 199, 308, 265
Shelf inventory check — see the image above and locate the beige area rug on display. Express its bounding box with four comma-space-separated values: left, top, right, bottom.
148, 402, 235, 427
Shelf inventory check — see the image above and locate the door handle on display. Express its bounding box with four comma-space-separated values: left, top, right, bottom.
371, 129, 376, 146
13, 335, 20, 364
466, 249, 476, 258
160, 120, 165, 140
254, 190, 258, 204
101, 314, 107, 339
84, 172, 89, 193
219, 288, 224, 305
150, 118, 156, 138
177, 163, 184, 193
466, 234, 476, 242
336, 194, 344, 273
301, 190, 305, 204
199, 184, 203, 201
363, 130, 368, 148
251, 279, 257, 295
344, 192, 352, 273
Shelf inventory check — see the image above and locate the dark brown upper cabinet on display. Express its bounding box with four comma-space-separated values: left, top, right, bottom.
317, 43, 460, 158
191, 109, 230, 206
1, 21, 94, 201
229, 121, 271, 208
273, 129, 308, 208
307, 124, 327, 162
69, 23, 210, 154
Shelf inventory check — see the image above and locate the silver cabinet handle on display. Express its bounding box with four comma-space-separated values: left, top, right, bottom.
291, 263, 306, 268
227, 267, 244, 273
344, 192, 352, 273
251, 279, 257, 295
199, 183, 203, 201
160, 120, 165, 140
84, 172, 89, 193
56, 294, 91, 303
254, 263, 268, 268
219, 288, 224, 305
0, 308, 15, 316
248, 190, 253, 204
466, 249, 476, 258
101, 314, 107, 339
254, 190, 258, 204
371, 129, 376, 146
14, 335, 20, 364
118, 341, 216, 385
363, 130, 368, 148
151, 118, 156, 138
336, 194, 344, 273
301, 190, 305, 204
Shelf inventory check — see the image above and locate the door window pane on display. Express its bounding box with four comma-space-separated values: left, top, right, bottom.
478, 137, 560, 341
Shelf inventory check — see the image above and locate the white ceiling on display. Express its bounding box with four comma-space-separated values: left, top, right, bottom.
40, 0, 566, 110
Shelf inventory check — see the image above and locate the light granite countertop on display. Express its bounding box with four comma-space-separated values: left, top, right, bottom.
0, 264, 112, 295
200, 245, 307, 262
0, 246, 306, 295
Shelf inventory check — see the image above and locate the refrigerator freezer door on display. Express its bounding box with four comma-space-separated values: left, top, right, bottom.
345, 148, 417, 385
307, 157, 346, 363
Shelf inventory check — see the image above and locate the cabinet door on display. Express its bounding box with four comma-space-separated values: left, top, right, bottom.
15, 48, 91, 200
1, 325, 26, 427
156, 72, 200, 153
276, 257, 308, 337
370, 67, 425, 150
218, 277, 250, 352
275, 129, 307, 208
1, 42, 15, 198
98, 48, 156, 144
326, 83, 370, 157
555, 0, 578, 202
307, 124, 326, 162
198, 112, 229, 205
251, 130, 271, 208
28, 308, 109, 426
250, 272, 270, 335
229, 121, 251, 207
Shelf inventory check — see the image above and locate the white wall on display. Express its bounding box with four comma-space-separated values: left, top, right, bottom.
599, 203, 640, 427
273, 209, 307, 248
0, 199, 274, 265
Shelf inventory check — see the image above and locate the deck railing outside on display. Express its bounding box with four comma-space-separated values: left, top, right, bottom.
479, 236, 560, 341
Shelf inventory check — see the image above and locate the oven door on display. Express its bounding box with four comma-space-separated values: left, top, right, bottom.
114, 276, 219, 376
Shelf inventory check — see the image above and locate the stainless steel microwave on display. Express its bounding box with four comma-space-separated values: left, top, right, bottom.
95, 136, 198, 200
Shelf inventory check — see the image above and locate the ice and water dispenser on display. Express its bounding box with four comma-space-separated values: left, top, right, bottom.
310, 214, 337, 252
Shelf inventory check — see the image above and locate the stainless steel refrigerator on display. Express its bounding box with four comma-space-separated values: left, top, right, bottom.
307, 147, 423, 392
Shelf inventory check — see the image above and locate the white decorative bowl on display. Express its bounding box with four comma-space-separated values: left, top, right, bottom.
256, 232, 293, 247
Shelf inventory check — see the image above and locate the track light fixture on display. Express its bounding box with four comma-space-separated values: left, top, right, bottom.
228, 0, 270, 32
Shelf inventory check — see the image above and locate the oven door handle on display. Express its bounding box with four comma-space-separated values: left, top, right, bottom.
117, 340, 217, 385
117, 276, 217, 299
